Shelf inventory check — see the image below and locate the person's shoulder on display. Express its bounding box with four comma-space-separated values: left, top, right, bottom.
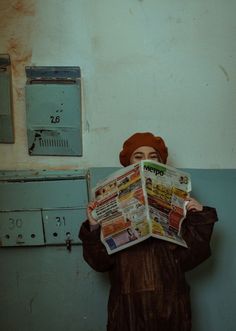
185, 206, 218, 224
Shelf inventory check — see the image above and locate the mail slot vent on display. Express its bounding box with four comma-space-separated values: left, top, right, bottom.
28, 130, 72, 155
25, 66, 82, 156
39, 138, 69, 148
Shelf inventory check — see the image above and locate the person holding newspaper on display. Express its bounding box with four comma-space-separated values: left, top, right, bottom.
79, 132, 218, 331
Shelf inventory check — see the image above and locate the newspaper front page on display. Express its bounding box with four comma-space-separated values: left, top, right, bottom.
91, 160, 191, 254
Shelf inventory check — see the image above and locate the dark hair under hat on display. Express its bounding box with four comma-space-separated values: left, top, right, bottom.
119, 132, 168, 167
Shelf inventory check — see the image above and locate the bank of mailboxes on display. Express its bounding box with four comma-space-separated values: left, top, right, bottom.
0, 170, 89, 247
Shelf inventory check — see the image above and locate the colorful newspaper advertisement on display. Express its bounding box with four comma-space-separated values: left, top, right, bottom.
91, 160, 191, 254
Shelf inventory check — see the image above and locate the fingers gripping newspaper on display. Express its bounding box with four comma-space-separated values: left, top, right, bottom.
91, 160, 191, 254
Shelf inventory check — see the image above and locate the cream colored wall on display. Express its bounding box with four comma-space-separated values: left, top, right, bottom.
0, 0, 236, 169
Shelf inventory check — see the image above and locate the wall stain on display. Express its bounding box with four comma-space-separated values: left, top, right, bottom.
0, 0, 35, 32
91, 35, 101, 51
12, 0, 35, 16
167, 16, 182, 24
15, 87, 25, 100
219, 65, 230, 82
16, 271, 20, 290
91, 126, 109, 134
6, 37, 32, 100
85, 120, 90, 132
0, 0, 35, 105
8, 40, 32, 76
29, 295, 36, 313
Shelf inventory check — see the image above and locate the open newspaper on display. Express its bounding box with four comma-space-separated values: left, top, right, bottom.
91, 160, 191, 254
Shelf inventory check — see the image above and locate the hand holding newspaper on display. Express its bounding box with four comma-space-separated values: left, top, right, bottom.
91, 160, 191, 254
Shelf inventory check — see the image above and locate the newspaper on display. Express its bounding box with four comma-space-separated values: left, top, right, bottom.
91, 160, 191, 254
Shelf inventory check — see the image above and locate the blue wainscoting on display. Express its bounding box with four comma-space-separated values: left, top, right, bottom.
0, 168, 235, 331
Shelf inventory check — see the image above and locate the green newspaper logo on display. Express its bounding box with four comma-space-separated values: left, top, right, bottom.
143, 162, 166, 176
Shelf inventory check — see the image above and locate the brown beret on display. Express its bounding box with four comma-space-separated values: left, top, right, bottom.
119, 132, 168, 167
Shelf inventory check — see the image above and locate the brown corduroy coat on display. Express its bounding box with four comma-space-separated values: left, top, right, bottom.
79, 207, 217, 331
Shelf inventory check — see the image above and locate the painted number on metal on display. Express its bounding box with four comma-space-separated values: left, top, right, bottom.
56, 216, 66, 227
8, 218, 23, 230
50, 115, 61, 124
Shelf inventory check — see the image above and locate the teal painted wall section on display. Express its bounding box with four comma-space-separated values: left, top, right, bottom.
0, 247, 109, 331
185, 169, 236, 331
0, 168, 235, 331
